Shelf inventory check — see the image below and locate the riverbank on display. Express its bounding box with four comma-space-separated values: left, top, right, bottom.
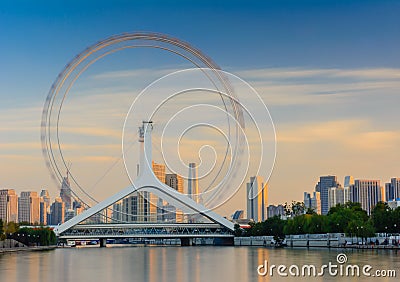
235, 234, 400, 250
0, 245, 56, 254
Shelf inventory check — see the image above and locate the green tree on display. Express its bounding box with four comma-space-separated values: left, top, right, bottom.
304, 214, 328, 234
234, 223, 243, 237
392, 207, 400, 233
284, 215, 307, 235
371, 202, 393, 233
13, 227, 56, 246
5, 221, 19, 234
291, 201, 305, 217
265, 216, 286, 239
327, 202, 370, 235
305, 208, 317, 215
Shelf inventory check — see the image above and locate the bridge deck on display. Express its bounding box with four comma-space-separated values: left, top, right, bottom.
58, 223, 234, 239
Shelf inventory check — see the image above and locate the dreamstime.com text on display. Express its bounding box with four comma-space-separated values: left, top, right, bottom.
257, 254, 396, 278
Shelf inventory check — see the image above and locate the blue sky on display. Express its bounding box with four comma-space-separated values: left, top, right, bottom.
1, 0, 399, 215
1, 0, 399, 103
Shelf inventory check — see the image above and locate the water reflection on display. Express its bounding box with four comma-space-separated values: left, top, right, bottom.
0, 247, 398, 282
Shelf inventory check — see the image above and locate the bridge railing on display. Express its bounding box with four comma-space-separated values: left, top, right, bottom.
58, 224, 233, 238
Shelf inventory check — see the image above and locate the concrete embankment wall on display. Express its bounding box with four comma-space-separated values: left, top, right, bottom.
235, 234, 400, 249
0, 239, 27, 248
234, 236, 275, 246
234, 234, 348, 247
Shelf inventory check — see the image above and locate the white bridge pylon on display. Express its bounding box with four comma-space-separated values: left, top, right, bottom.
54, 121, 234, 236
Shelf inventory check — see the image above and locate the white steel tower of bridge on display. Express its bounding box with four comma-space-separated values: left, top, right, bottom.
53, 121, 234, 237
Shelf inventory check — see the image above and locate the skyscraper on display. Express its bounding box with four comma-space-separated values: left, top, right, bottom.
0, 189, 18, 222
188, 163, 199, 203
391, 178, 400, 200
164, 173, 184, 222
152, 161, 166, 183
246, 176, 268, 222
266, 205, 285, 218
122, 194, 140, 222
385, 182, 395, 202
315, 175, 340, 215
344, 176, 354, 188
112, 200, 123, 222
150, 161, 165, 221
39, 189, 51, 225
304, 191, 321, 214
39, 198, 48, 225
60, 171, 72, 210
328, 187, 345, 210
352, 179, 382, 215
50, 197, 65, 225
18, 191, 40, 224
344, 186, 351, 203
165, 174, 184, 194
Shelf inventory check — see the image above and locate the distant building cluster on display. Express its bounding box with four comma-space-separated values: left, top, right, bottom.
111, 161, 201, 223
0, 171, 83, 225
244, 175, 268, 222
0, 162, 204, 225
237, 174, 400, 224
3, 169, 399, 225
304, 175, 400, 215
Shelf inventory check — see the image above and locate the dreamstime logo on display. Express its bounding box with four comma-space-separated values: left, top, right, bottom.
257, 253, 396, 278
122, 68, 276, 212
41, 32, 276, 218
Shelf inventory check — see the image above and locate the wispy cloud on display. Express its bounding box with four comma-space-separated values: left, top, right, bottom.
90, 67, 181, 80
234, 67, 400, 106
237, 67, 400, 81
61, 126, 121, 139
276, 119, 400, 151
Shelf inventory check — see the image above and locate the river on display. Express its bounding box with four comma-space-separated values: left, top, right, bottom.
0, 246, 399, 281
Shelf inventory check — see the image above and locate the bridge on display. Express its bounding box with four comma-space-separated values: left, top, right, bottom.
58, 223, 233, 246
54, 121, 234, 246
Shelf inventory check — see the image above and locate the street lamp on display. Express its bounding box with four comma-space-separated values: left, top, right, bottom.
361, 226, 364, 244
356, 226, 359, 244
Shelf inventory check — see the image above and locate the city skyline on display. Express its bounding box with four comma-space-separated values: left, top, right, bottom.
2, 172, 399, 224
1, 1, 400, 217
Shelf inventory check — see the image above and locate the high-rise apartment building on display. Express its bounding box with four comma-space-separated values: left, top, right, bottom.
39, 198, 48, 225
122, 193, 140, 222
112, 200, 123, 222
351, 179, 381, 215
391, 178, 400, 200
328, 187, 345, 210
50, 197, 65, 225
315, 175, 340, 215
152, 161, 165, 183
165, 173, 184, 222
344, 186, 351, 203
304, 191, 321, 214
18, 191, 40, 224
267, 204, 285, 218
0, 189, 18, 222
246, 176, 268, 222
40, 190, 51, 205
39, 189, 51, 225
384, 183, 393, 202
188, 163, 199, 203
165, 174, 184, 194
